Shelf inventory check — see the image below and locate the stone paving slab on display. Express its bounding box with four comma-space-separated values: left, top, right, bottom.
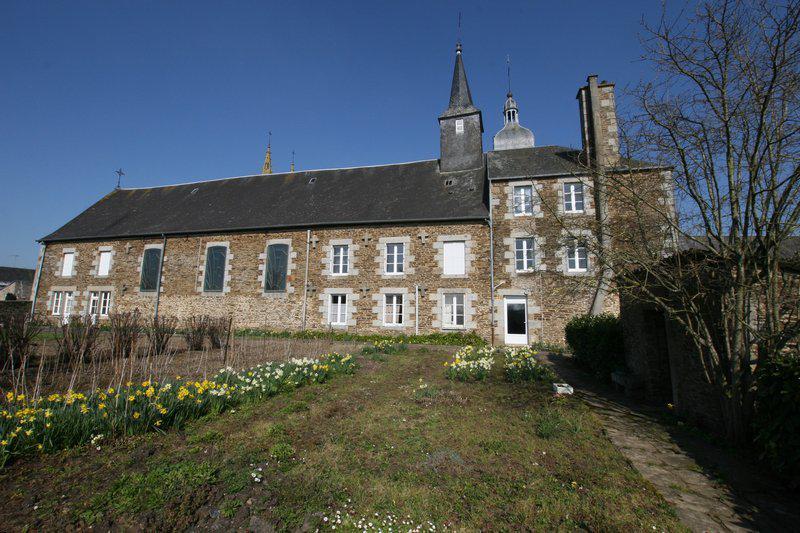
542, 353, 800, 533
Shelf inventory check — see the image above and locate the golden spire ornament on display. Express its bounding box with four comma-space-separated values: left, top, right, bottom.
261, 131, 272, 174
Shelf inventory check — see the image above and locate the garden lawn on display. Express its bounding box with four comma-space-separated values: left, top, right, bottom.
0, 346, 683, 531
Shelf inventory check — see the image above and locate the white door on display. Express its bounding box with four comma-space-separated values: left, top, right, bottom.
504, 296, 528, 345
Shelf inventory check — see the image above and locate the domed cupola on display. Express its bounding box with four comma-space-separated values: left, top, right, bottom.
493, 91, 535, 150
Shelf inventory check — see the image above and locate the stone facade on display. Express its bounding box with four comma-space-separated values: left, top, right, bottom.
489, 176, 618, 345
34, 222, 492, 338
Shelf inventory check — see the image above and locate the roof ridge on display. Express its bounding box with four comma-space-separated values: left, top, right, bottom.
119, 157, 440, 191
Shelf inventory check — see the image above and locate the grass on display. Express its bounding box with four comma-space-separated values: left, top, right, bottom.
0, 346, 684, 531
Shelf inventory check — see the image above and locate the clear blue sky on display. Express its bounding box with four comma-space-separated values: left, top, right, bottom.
0, 0, 669, 267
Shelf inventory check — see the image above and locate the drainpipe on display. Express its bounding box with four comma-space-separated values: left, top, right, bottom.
414, 284, 420, 336
300, 229, 311, 330
153, 234, 167, 319
29, 243, 47, 316
487, 157, 496, 347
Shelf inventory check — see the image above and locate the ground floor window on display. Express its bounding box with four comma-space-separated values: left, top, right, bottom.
384, 293, 403, 326
328, 294, 347, 325
51, 291, 63, 315
442, 293, 465, 328
89, 291, 111, 317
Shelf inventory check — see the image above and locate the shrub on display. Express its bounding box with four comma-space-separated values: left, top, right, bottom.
564, 313, 624, 378
753, 353, 800, 484
207, 316, 232, 349
184, 315, 208, 351
444, 345, 496, 381
109, 310, 142, 359
54, 315, 102, 366
146, 315, 178, 355
0, 312, 43, 369
503, 346, 556, 383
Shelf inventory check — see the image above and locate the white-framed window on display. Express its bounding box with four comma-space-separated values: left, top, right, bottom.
63, 291, 74, 318
455, 119, 464, 134
51, 291, 63, 315
100, 291, 111, 316
89, 291, 111, 317
567, 241, 589, 272
563, 182, 585, 213
513, 185, 533, 216
97, 251, 112, 276
332, 245, 349, 275
442, 293, 465, 328
515, 237, 535, 272
384, 294, 403, 326
328, 294, 347, 325
385, 243, 404, 274
443, 241, 466, 275
61, 252, 74, 277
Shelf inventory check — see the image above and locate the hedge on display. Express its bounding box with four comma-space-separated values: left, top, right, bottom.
235, 328, 487, 347
564, 313, 624, 378
753, 353, 800, 485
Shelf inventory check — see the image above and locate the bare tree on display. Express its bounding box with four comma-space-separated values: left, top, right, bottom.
570, 0, 800, 444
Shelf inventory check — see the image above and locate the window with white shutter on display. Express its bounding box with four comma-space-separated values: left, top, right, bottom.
442, 241, 466, 275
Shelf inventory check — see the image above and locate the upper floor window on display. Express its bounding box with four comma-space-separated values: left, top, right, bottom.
443, 241, 466, 275
563, 182, 585, 213
385, 243, 404, 274
329, 294, 347, 325
97, 250, 112, 276
140, 248, 162, 292
203, 245, 227, 292
61, 252, 74, 277
332, 244, 349, 275
442, 293, 465, 328
455, 119, 464, 134
265, 243, 289, 292
513, 185, 533, 216
384, 294, 403, 326
567, 241, 589, 272
515, 237, 535, 272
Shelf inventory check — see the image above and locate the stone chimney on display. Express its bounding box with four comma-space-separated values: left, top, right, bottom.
576, 75, 620, 169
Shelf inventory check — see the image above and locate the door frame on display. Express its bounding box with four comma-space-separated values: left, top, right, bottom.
503, 295, 528, 345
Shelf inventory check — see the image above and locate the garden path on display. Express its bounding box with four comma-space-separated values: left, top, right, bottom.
542, 352, 800, 533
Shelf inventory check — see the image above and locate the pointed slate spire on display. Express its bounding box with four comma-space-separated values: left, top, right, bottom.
441, 43, 479, 118
438, 43, 483, 172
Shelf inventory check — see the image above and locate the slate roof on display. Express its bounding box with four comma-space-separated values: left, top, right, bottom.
487, 145, 665, 180
440, 44, 480, 119
0, 267, 35, 285
41, 160, 489, 243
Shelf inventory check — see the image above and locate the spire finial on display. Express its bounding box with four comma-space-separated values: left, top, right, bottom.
290, 149, 295, 172
261, 131, 273, 174
114, 168, 125, 189
506, 55, 512, 97
456, 11, 462, 47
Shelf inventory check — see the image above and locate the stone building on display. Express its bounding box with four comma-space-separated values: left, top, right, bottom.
0, 267, 35, 301
31, 43, 669, 345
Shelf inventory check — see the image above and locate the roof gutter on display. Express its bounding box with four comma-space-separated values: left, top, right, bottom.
38, 215, 490, 244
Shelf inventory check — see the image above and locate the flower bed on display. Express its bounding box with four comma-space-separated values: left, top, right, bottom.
361, 339, 407, 355
0, 352, 355, 467
503, 346, 555, 383
443, 345, 497, 381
